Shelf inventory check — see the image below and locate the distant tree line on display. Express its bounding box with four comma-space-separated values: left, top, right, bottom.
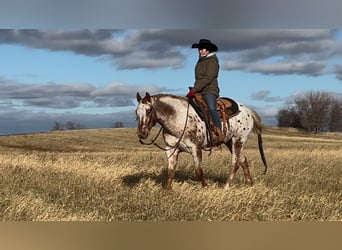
52, 121, 86, 131
113, 122, 124, 128
277, 91, 342, 132
51, 121, 126, 131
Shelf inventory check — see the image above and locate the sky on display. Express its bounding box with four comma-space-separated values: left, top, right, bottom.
0, 29, 342, 134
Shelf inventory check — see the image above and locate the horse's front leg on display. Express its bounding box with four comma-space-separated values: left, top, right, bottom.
165, 147, 180, 190
192, 147, 207, 187
224, 137, 241, 190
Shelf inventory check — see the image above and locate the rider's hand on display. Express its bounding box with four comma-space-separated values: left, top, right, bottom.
186, 88, 196, 98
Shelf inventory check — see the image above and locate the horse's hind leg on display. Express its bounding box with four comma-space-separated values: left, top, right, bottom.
224, 161, 240, 190
192, 147, 207, 187
224, 137, 242, 190
239, 149, 253, 186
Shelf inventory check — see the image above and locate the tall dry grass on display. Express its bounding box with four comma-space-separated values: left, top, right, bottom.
0, 127, 340, 221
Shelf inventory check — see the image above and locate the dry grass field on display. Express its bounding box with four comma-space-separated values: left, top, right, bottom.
0, 127, 340, 221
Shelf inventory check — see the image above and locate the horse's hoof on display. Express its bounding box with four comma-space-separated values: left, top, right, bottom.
223, 183, 232, 191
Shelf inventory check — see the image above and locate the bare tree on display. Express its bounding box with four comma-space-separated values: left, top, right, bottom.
277, 91, 342, 132
328, 98, 342, 132
52, 121, 86, 131
277, 106, 302, 128
65, 121, 77, 130
52, 121, 64, 131
64, 121, 86, 130
295, 91, 334, 131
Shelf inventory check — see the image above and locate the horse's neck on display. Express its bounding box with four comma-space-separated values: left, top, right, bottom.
152, 96, 187, 128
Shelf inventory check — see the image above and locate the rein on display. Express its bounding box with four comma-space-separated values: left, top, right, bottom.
138, 126, 163, 149
139, 98, 191, 158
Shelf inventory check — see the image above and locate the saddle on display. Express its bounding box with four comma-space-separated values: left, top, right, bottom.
189, 93, 240, 146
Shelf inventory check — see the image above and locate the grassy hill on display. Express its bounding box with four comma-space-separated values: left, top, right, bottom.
0, 127, 341, 221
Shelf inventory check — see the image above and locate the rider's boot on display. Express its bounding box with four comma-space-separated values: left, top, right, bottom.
209, 127, 225, 147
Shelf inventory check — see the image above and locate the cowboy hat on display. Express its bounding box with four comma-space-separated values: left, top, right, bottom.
191, 39, 218, 52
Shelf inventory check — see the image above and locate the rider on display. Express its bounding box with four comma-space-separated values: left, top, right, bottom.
187, 39, 223, 145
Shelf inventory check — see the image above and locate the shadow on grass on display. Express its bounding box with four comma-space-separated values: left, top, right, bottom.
121, 168, 227, 188
121, 172, 163, 187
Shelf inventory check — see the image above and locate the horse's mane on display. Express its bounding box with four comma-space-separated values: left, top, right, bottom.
152, 94, 187, 102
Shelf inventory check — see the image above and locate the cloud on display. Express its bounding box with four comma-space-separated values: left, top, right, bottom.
226, 61, 326, 76
333, 64, 342, 80
0, 29, 118, 54
143, 29, 342, 78
0, 29, 186, 70
0, 77, 173, 109
0, 75, 178, 134
220, 29, 339, 76
251, 90, 271, 100
1, 29, 342, 78
251, 90, 283, 102
0, 77, 152, 134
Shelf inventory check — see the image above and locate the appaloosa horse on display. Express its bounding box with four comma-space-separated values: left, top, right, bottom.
136, 92, 267, 190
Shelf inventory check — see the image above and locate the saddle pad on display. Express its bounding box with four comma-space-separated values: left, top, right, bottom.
217, 97, 240, 118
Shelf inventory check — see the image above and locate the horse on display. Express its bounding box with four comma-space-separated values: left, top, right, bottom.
135, 92, 268, 190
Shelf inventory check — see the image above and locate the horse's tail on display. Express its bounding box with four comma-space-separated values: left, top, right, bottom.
250, 109, 268, 174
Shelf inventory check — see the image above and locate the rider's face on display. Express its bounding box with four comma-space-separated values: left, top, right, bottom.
198, 48, 209, 57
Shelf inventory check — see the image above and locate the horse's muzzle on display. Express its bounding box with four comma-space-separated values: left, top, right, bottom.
137, 130, 149, 139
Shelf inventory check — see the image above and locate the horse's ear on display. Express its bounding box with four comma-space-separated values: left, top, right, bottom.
136, 92, 142, 102
145, 92, 151, 102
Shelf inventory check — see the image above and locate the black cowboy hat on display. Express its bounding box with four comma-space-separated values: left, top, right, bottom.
191, 39, 218, 52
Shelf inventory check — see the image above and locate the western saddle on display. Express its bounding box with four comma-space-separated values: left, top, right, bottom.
189, 93, 240, 146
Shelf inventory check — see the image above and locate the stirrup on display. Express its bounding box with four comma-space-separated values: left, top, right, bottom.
208, 130, 224, 147
214, 127, 225, 143
218, 131, 225, 143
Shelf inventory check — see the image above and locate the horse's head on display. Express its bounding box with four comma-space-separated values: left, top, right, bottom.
136, 92, 157, 139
